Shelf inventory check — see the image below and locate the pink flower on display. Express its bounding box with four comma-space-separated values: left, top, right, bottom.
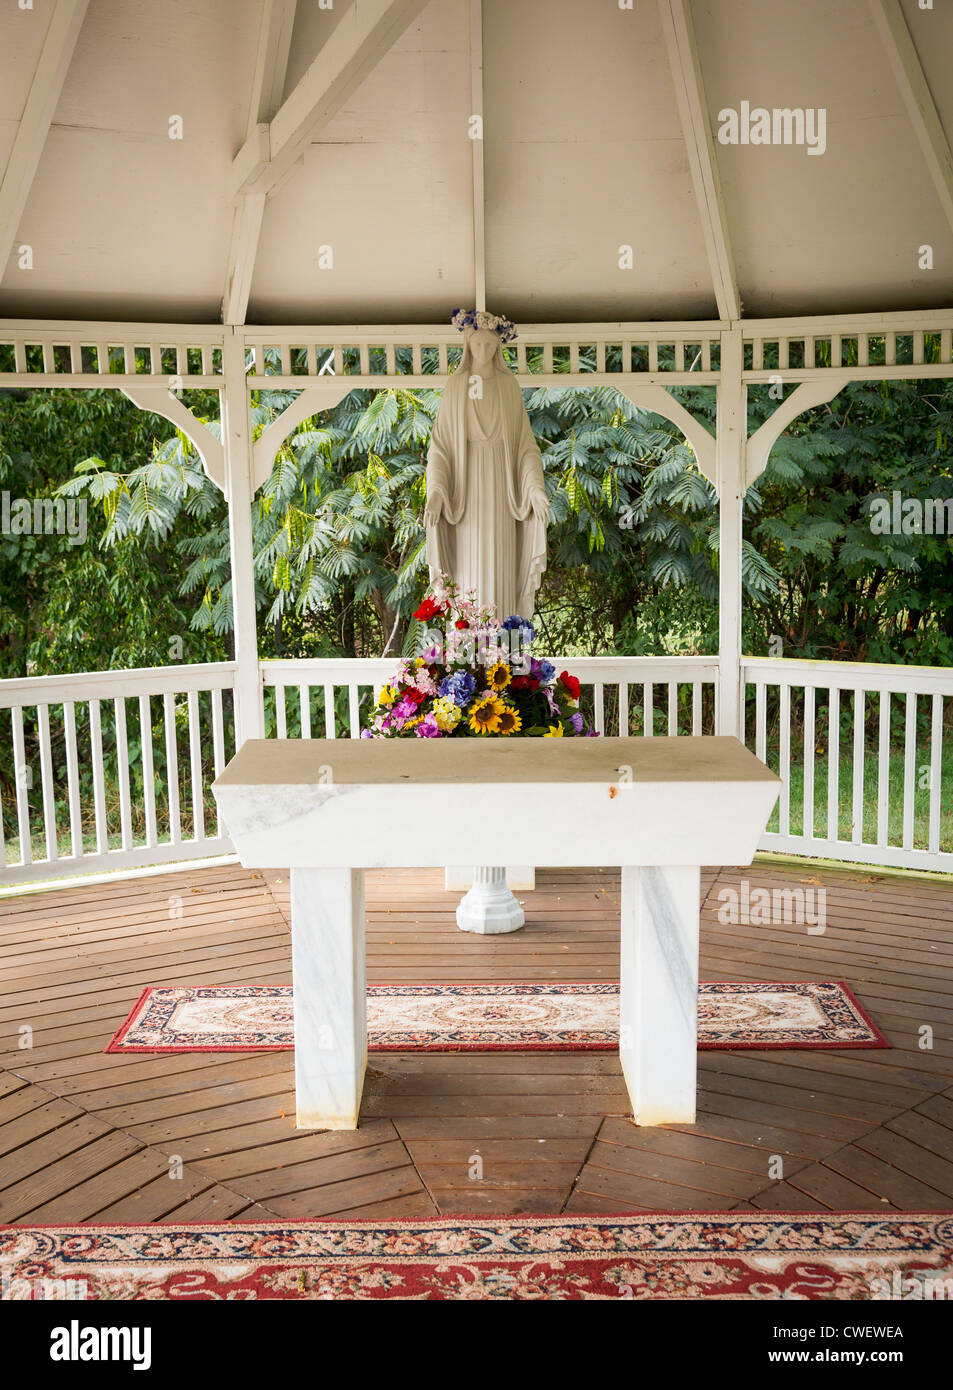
414, 713, 442, 737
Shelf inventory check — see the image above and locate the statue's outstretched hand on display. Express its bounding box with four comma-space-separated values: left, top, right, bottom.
531, 491, 551, 523
423, 499, 444, 528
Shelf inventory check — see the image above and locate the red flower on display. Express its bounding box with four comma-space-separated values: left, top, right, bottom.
511, 675, 539, 692
455, 619, 469, 630
414, 596, 447, 621
403, 688, 427, 707
559, 671, 581, 701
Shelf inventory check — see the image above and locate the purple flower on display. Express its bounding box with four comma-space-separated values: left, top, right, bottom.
439, 670, 476, 707
415, 714, 441, 738
570, 712, 583, 734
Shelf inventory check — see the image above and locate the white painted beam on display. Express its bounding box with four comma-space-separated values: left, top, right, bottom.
222, 332, 264, 743
230, 0, 430, 202
870, 0, 953, 240
658, 0, 740, 321
0, 0, 90, 275
716, 329, 744, 737
469, 0, 486, 312
223, 0, 298, 325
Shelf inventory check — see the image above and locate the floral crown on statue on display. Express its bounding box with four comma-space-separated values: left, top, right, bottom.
450, 308, 518, 343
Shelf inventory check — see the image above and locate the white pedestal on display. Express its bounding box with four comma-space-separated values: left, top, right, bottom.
619, 865, 700, 1126
455, 866, 526, 934
290, 867, 366, 1129
445, 866, 536, 891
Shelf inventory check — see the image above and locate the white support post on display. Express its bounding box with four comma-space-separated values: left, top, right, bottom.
619, 865, 701, 1125
290, 866, 367, 1129
469, 0, 486, 313
716, 329, 745, 737
222, 331, 263, 745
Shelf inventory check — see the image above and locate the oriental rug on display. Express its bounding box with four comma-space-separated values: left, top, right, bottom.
107, 980, 888, 1053
1, 1213, 948, 1301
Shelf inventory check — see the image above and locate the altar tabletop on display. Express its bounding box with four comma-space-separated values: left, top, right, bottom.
213, 735, 780, 870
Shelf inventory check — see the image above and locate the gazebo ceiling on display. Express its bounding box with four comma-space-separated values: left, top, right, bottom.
1, 0, 952, 327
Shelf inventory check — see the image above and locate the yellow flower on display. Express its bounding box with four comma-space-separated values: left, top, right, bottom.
469, 698, 504, 735
414, 657, 426, 668
496, 705, 522, 736
377, 685, 396, 707
543, 722, 564, 737
433, 696, 462, 732
486, 660, 511, 691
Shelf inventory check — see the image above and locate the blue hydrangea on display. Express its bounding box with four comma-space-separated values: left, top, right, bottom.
439, 670, 477, 708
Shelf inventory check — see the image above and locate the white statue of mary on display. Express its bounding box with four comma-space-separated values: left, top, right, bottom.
424, 317, 548, 619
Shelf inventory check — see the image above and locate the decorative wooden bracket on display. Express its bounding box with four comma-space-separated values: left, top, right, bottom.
745, 378, 848, 488
121, 385, 226, 493
252, 382, 354, 490
615, 383, 717, 487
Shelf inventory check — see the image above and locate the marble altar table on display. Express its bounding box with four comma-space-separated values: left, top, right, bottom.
213, 737, 779, 1130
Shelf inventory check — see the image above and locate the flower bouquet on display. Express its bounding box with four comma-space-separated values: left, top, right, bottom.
362, 583, 596, 739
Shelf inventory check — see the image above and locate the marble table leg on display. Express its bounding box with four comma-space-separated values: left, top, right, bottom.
619, 865, 701, 1126
290, 867, 367, 1130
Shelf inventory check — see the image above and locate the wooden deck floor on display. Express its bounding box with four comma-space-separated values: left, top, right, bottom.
1, 859, 952, 1221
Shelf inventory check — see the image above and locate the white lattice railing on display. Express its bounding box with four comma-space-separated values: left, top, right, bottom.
6, 314, 953, 393
741, 311, 953, 383
0, 663, 237, 884
3, 653, 951, 885
743, 657, 953, 872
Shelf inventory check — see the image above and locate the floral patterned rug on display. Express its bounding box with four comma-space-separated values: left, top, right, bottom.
107, 980, 888, 1052
2, 1213, 948, 1300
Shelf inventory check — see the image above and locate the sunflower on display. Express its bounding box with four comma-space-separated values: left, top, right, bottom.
543, 722, 564, 737
469, 697, 505, 735
496, 705, 522, 736
486, 659, 511, 691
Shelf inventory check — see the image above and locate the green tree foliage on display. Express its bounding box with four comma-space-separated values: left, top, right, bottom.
2, 373, 951, 679
0, 388, 227, 676
745, 379, 953, 665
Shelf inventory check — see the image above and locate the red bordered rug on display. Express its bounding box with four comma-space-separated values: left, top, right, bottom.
2, 1213, 948, 1300
107, 980, 888, 1053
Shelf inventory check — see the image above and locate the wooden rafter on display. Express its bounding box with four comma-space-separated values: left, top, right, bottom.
0, 0, 90, 276
229, 0, 430, 203
658, 0, 740, 322
223, 0, 299, 325
870, 0, 953, 241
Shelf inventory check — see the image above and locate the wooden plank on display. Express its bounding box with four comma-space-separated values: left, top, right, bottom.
0, 859, 952, 1222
